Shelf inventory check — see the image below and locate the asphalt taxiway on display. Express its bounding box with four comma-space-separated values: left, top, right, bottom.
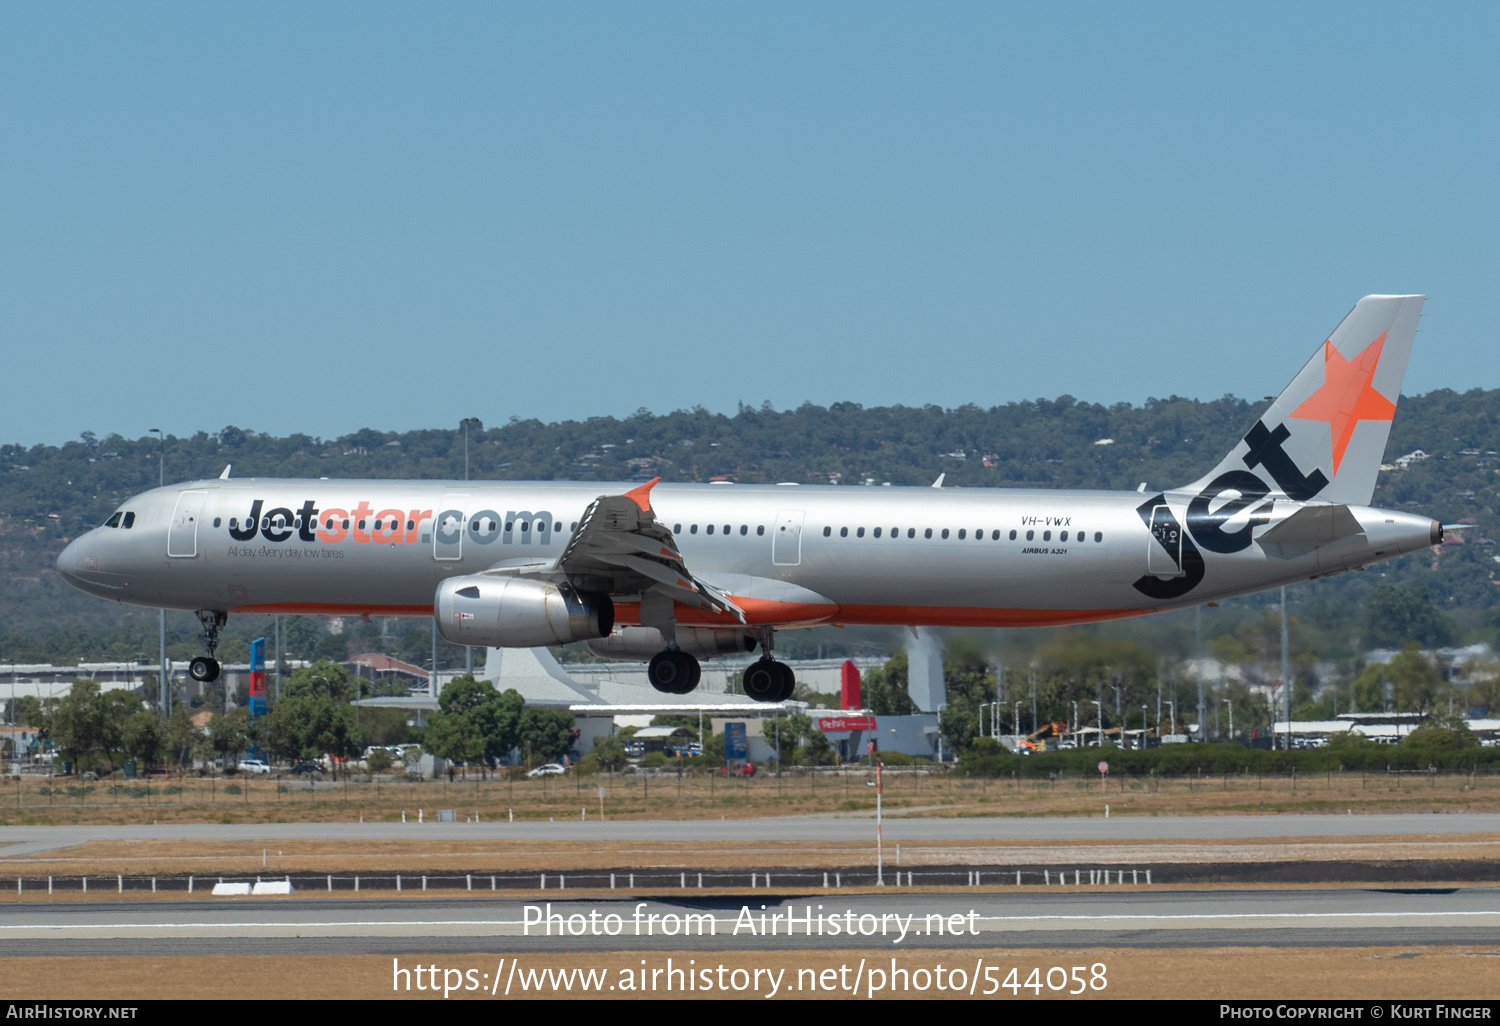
1, 887, 1495, 956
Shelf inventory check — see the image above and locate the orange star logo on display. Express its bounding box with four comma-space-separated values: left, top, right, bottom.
1289, 332, 1396, 475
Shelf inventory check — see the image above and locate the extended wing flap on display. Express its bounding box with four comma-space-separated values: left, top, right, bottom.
551, 478, 743, 621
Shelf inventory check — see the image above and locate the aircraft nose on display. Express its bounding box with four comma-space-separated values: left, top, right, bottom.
57, 537, 84, 583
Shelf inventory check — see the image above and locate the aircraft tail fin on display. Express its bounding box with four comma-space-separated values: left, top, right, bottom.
1185, 294, 1424, 506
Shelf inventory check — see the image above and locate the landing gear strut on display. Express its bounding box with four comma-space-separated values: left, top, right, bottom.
189, 610, 227, 683
648, 648, 701, 694
743, 628, 795, 703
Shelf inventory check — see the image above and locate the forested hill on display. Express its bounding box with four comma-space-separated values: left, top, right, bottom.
3, 388, 1500, 662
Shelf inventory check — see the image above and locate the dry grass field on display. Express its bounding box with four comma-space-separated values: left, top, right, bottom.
2, 946, 1494, 1000
1, 766, 1496, 827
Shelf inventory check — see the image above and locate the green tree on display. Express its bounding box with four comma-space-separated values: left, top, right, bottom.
283, 659, 356, 702
209, 706, 254, 766
425, 674, 524, 766
425, 708, 484, 771
1351, 644, 1445, 713
861, 654, 915, 716
45, 680, 112, 773
1363, 586, 1456, 649
519, 706, 577, 763
163, 707, 206, 770
121, 710, 163, 769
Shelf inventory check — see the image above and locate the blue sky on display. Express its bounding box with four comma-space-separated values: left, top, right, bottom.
3, 3, 1497, 445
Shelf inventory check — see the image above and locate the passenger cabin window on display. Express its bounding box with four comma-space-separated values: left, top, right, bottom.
674, 524, 681, 534
941, 529, 949, 539
840, 527, 848, 537
103, 512, 122, 528
1009, 530, 1017, 540
957, 529, 966, 539
706, 524, 714, 535
722, 525, 729, 535
823, 526, 831, 537
1094, 531, 1103, 542
873, 527, 881, 538
757, 526, 765, 536
739, 525, 747, 535
1060, 531, 1068, 542
690, 525, 698, 534
856, 527, 865, 538
908, 528, 915, 538
123, 513, 136, 528
1043, 530, 1051, 541
1026, 530, 1034, 541
924, 528, 932, 539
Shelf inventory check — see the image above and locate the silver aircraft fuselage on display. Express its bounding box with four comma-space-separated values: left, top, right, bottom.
56, 478, 1439, 630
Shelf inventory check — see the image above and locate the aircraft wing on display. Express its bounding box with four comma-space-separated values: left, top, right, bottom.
549, 478, 745, 621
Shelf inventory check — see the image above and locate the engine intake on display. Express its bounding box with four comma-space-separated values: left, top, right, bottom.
587, 626, 757, 661
434, 576, 614, 648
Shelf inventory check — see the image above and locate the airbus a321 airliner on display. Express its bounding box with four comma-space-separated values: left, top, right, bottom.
58, 295, 1440, 702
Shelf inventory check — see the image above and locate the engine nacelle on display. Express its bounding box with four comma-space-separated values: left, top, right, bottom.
434, 575, 614, 648
586, 626, 757, 662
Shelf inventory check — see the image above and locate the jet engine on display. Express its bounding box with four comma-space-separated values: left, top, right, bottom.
434, 575, 614, 648
587, 626, 757, 661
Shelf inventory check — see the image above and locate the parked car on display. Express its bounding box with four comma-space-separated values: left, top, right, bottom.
289, 762, 321, 775
237, 759, 271, 775
718, 763, 756, 777
527, 763, 568, 778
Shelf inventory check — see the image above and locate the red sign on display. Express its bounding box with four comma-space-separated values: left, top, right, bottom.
1098, 761, 1109, 775
817, 715, 876, 732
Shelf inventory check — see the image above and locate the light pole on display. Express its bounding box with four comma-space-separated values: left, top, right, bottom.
461, 418, 479, 677
1195, 605, 1205, 741
1280, 585, 1291, 753
1167, 700, 1176, 736
978, 703, 990, 738
1090, 700, 1103, 747
1141, 704, 1148, 748
1012, 701, 1020, 741
1224, 698, 1234, 741
150, 428, 168, 718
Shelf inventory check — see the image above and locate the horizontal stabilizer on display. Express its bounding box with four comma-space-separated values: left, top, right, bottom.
1258, 504, 1364, 558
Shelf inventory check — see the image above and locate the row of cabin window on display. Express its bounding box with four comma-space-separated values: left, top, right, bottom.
822, 525, 1103, 543
674, 524, 766, 536
102, 512, 137, 529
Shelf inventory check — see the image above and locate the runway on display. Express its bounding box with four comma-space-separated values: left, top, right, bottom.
2, 887, 1496, 956
2, 813, 1497, 857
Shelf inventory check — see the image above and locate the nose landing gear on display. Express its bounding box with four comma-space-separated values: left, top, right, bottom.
189, 610, 227, 683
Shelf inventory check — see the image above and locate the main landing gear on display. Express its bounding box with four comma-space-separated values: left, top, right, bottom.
743, 628, 795, 703
648, 648, 701, 695
189, 610, 226, 683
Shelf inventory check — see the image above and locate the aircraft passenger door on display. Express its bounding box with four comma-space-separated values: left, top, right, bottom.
771, 509, 805, 566
433, 492, 468, 561
167, 490, 207, 558
1147, 504, 1184, 576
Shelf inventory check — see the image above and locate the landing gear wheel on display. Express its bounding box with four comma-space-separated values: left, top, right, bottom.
772, 660, 796, 702
743, 659, 784, 702
189, 656, 221, 683
648, 649, 700, 694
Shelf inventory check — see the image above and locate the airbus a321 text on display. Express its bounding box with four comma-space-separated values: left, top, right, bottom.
58, 295, 1442, 702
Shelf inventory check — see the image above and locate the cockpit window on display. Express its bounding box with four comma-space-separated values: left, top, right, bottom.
103, 512, 122, 528
122, 512, 136, 529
